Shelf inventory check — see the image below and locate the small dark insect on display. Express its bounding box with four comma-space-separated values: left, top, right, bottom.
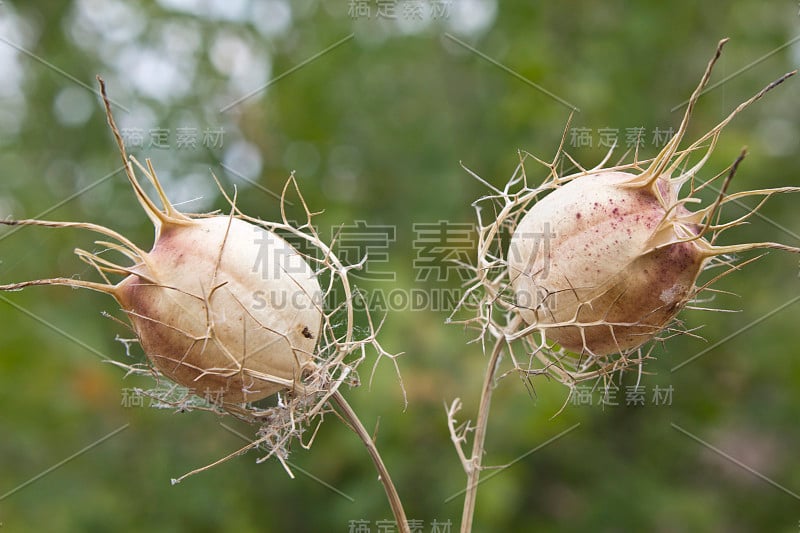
302, 326, 313, 339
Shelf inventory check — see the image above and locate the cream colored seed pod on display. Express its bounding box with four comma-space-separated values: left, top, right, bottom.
508, 172, 707, 355
508, 113, 799, 357
116, 211, 322, 404
0, 81, 322, 406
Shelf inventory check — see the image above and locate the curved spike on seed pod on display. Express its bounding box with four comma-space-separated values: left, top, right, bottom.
96, 76, 192, 229
0, 218, 148, 260
0, 277, 118, 296
130, 155, 193, 228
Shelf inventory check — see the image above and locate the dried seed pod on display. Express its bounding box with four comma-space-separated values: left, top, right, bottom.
115, 213, 323, 404
454, 39, 799, 385
510, 171, 727, 355
508, 172, 704, 354
506, 41, 799, 357
1, 81, 322, 405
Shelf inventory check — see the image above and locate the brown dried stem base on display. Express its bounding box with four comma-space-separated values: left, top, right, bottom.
332, 391, 410, 533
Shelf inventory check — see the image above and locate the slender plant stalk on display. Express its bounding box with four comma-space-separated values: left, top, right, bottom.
460, 334, 506, 533
331, 390, 410, 533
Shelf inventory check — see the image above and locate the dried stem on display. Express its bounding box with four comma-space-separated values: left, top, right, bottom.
331, 390, 409, 533
459, 323, 512, 533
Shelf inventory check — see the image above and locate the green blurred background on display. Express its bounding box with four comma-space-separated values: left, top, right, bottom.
1, 1, 799, 531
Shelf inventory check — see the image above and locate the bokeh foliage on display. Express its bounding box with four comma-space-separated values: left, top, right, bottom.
1, 1, 799, 531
